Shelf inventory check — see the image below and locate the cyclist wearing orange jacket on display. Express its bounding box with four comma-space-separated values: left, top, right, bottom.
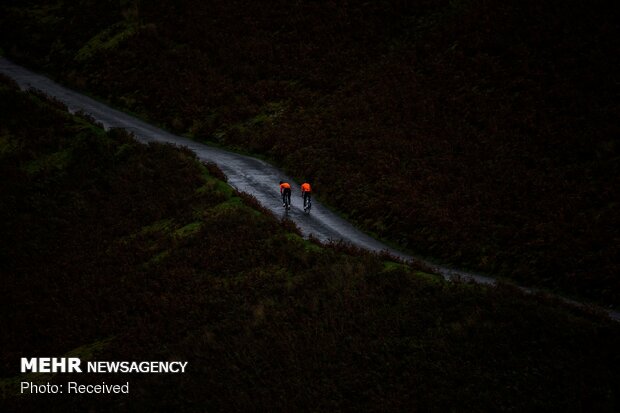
301, 182, 312, 209
279, 181, 291, 207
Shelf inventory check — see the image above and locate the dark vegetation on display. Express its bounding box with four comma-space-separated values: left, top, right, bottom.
1, 77, 620, 411
1, 0, 618, 305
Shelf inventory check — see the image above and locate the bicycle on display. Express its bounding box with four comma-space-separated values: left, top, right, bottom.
283, 192, 291, 211
280, 181, 292, 211
303, 194, 311, 213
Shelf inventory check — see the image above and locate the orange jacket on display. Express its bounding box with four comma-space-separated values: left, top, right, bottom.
301, 183, 312, 193
280, 182, 291, 193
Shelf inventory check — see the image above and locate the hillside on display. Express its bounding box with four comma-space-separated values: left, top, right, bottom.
1, 0, 617, 305
1, 77, 619, 411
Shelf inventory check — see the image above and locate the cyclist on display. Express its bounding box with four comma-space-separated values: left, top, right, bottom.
279, 180, 291, 208
301, 182, 312, 210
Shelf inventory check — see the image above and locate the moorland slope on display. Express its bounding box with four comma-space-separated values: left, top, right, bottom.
1, 0, 618, 304
1, 77, 619, 412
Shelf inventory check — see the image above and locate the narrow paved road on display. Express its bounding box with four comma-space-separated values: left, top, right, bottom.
1, 57, 617, 321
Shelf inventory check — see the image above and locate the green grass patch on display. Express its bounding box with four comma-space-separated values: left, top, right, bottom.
140, 218, 174, 235
75, 22, 138, 62
146, 249, 171, 266
173, 221, 202, 238
209, 196, 245, 213
21, 148, 72, 175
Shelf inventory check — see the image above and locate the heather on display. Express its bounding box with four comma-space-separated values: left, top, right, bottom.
2, 0, 617, 304
1, 79, 619, 412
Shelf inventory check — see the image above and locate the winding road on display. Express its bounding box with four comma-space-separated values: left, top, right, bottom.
1, 57, 617, 321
